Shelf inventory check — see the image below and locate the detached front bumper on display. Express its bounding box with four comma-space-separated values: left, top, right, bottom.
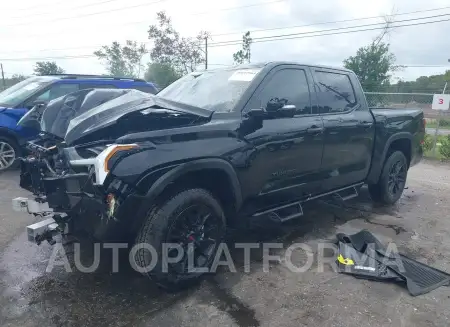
12, 197, 58, 243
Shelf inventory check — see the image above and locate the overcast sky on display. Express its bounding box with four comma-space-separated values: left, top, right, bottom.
1, 0, 450, 82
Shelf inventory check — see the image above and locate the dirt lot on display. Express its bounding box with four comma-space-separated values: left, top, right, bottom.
1, 161, 450, 327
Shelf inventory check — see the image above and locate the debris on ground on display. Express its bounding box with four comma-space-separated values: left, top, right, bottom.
336, 230, 450, 296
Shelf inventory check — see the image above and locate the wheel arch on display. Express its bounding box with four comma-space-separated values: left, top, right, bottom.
0, 127, 20, 143
367, 132, 413, 184
131, 158, 243, 233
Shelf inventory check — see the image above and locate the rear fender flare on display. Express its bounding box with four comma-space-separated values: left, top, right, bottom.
367, 132, 413, 184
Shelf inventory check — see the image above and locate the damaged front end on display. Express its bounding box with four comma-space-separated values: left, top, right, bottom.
14, 138, 142, 245
13, 88, 212, 245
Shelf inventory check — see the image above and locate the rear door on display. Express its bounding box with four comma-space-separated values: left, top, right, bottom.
312, 69, 375, 192
239, 65, 324, 211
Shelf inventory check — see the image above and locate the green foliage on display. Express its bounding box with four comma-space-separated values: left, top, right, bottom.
439, 135, 450, 159
148, 11, 208, 75
233, 31, 252, 65
94, 40, 147, 77
389, 71, 450, 93
144, 62, 181, 88
33, 61, 65, 75
343, 42, 400, 91
422, 134, 433, 152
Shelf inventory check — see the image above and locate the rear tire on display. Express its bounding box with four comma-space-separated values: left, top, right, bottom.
368, 151, 408, 205
0, 136, 20, 171
133, 188, 226, 290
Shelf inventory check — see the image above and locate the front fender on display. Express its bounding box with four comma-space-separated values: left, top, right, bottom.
139, 158, 242, 207
123, 158, 242, 233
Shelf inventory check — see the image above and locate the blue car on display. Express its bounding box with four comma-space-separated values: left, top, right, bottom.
0, 74, 158, 171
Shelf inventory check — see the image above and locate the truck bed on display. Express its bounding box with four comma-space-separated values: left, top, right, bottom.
370, 107, 424, 122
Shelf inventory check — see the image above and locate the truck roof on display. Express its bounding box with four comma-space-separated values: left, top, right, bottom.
211, 61, 352, 73
40, 74, 156, 86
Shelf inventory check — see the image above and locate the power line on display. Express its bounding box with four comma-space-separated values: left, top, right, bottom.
3, 0, 69, 12
210, 5, 450, 37
0, 0, 287, 43
208, 16, 450, 47
2, 15, 450, 61
1, 0, 170, 27
7, 0, 126, 20
1, 0, 284, 28
1, 11, 447, 55
400, 65, 450, 68
0, 55, 96, 62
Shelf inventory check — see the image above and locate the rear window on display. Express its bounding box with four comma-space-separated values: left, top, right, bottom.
314, 71, 357, 114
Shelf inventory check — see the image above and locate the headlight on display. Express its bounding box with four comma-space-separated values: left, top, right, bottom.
70, 144, 138, 185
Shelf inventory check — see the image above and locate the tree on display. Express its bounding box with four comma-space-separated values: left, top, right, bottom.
392, 71, 450, 93
148, 11, 209, 75
144, 62, 181, 88
233, 31, 252, 65
34, 61, 65, 75
343, 17, 403, 91
343, 41, 401, 92
94, 40, 147, 77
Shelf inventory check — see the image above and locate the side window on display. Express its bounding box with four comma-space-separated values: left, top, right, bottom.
131, 85, 158, 94
314, 71, 357, 114
251, 68, 312, 115
36, 83, 79, 102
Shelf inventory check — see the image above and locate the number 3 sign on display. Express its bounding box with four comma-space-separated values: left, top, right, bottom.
432, 94, 450, 110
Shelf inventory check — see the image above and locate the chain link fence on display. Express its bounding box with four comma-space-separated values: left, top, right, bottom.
364, 92, 439, 116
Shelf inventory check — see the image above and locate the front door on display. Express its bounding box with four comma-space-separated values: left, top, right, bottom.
237, 66, 324, 214
312, 69, 375, 192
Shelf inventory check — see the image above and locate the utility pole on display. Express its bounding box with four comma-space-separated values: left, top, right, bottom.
204, 37, 208, 70
0, 64, 5, 90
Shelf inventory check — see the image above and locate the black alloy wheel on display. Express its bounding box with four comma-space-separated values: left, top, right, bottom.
387, 159, 407, 198
165, 203, 222, 280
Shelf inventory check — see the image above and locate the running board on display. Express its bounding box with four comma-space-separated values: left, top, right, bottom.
252, 201, 303, 223
333, 186, 359, 202
251, 183, 363, 224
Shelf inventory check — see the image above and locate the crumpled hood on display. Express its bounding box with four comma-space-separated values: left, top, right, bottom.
20, 88, 212, 145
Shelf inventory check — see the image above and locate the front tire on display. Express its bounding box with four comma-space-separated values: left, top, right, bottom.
368, 151, 408, 205
133, 188, 226, 290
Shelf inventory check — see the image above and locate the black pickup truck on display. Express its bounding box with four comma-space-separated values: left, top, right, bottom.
14, 62, 424, 288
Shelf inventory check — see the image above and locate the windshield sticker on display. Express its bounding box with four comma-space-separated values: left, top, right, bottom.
228, 69, 260, 82
23, 82, 41, 91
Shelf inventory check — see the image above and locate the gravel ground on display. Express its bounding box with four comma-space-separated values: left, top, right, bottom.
1, 160, 450, 327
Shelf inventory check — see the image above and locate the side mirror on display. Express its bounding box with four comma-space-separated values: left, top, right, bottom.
279, 104, 296, 112
246, 108, 266, 118
276, 104, 296, 118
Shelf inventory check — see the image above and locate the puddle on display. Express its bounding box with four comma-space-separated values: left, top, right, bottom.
202, 278, 260, 327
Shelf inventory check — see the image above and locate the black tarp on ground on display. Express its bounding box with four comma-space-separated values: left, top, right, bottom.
335, 230, 450, 296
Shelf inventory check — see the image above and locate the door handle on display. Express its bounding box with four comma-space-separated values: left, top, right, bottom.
307, 126, 324, 134
358, 121, 374, 127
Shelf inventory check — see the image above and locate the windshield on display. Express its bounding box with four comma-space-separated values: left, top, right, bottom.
157, 67, 262, 112
0, 76, 55, 107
